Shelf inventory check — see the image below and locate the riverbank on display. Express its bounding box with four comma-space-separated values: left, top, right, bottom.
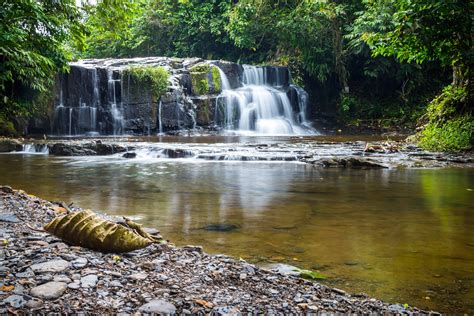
0, 186, 437, 314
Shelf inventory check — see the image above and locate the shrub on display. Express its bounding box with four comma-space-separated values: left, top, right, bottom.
124, 66, 169, 99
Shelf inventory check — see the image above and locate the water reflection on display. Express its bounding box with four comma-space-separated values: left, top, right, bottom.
0, 154, 473, 313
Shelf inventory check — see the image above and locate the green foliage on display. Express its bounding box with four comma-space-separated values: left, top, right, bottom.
123, 66, 169, 99
189, 64, 221, 95
418, 85, 472, 152
80, 0, 145, 58
0, 0, 84, 134
419, 116, 473, 152
211, 66, 221, 92
359, 0, 471, 69
424, 85, 467, 123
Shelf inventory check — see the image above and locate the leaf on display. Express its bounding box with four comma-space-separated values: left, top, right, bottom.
293, 268, 327, 280
44, 210, 163, 253
1, 285, 14, 292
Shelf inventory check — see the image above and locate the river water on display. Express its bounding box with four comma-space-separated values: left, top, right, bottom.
0, 137, 473, 313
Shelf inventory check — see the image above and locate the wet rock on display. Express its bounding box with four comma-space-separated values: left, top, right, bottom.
162, 148, 194, 158
203, 224, 239, 232
30, 259, 70, 273
123, 152, 137, 159
138, 299, 176, 314
0, 139, 22, 152
81, 274, 98, 288
30, 282, 67, 300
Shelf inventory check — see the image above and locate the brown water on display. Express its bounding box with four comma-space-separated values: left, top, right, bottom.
0, 150, 473, 313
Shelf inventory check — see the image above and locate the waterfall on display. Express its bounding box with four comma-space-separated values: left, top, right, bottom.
158, 100, 163, 135
108, 69, 124, 135
217, 65, 316, 135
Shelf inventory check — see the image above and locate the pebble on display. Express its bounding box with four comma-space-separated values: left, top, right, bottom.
72, 258, 88, 268
30, 259, 70, 273
67, 281, 80, 290
81, 274, 98, 288
30, 282, 67, 299
139, 300, 176, 314
129, 272, 147, 281
3, 295, 27, 308
0, 213, 20, 223
54, 275, 72, 283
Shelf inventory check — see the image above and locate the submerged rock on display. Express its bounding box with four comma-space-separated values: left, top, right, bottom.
202, 224, 239, 232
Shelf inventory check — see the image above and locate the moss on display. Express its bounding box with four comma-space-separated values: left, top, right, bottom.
124, 65, 169, 99
211, 66, 221, 92
190, 63, 221, 95
417, 85, 472, 152
0, 115, 17, 136
419, 116, 473, 152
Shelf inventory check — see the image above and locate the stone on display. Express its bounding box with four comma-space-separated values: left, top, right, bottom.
71, 257, 88, 269
30, 282, 67, 300
25, 298, 44, 308
139, 300, 176, 314
3, 295, 27, 308
54, 275, 72, 283
129, 273, 147, 281
30, 259, 70, 273
123, 152, 137, 159
81, 274, 98, 288
67, 282, 80, 290
0, 213, 20, 223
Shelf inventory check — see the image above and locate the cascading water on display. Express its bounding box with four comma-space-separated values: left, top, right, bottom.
217, 65, 316, 135
108, 70, 124, 135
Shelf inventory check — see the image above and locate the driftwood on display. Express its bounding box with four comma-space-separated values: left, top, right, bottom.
44, 210, 163, 253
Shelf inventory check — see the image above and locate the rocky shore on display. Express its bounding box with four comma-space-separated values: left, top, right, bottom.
0, 186, 436, 314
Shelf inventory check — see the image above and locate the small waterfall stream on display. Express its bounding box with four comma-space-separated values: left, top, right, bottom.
217, 65, 316, 135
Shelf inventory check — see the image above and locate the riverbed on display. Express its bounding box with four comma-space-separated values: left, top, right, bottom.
1, 136, 473, 313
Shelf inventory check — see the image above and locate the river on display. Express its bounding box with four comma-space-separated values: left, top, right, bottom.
0, 136, 473, 313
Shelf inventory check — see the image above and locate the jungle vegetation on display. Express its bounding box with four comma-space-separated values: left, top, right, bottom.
0, 0, 471, 151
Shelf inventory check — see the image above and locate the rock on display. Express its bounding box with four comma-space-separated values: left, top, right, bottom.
67, 281, 80, 290
129, 273, 147, 281
0, 139, 22, 152
138, 300, 176, 314
71, 257, 88, 269
30, 282, 67, 300
80, 274, 98, 288
25, 298, 44, 308
3, 294, 27, 308
123, 152, 137, 158
30, 259, 70, 273
54, 275, 72, 283
202, 224, 239, 232
0, 213, 20, 223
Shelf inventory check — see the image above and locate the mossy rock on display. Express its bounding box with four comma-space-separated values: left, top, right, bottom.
190, 63, 221, 95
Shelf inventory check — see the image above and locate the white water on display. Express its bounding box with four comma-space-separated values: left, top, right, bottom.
108, 70, 124, 135
21, 144, 49, 154
158, 100, 163, 135
217, 65, 317, 136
